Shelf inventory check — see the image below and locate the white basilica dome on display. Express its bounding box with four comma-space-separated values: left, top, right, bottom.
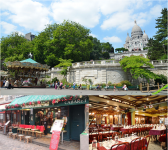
142, 30, 148, 39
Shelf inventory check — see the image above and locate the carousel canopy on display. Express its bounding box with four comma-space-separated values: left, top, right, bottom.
20, 58, 38, 64
5, 58, 50, 71
8, 95, 68, 106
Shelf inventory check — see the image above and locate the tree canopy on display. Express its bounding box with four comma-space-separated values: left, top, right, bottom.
147, 8, 167, 60
119, 56, 158, 82
1, 20, 114, 68
1, 32, 33, 63
55, 58, 73, 77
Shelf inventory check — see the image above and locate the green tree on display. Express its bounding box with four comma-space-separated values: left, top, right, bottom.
32, 23, 60, 66
147, 39, 164, 60
154, 8, 167, 42
119, 56, 158, 82
102, 52, 110, 59
52, 20, 93, 64
147, 8, 167, 60
101, 42, 114, 53
115, 47, 128, 53
154, 74, 167, 85
55, 58, 73, 78
90, 37, 102, 60
1, 32, 33, 67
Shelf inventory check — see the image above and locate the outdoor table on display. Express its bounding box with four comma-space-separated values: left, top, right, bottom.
17, 128, 23, 134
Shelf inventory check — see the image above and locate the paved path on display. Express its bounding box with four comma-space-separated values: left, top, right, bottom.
0, 133, 49, 150
1, 88, 167, 95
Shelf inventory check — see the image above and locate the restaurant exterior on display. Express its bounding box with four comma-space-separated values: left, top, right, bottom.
5, 95, 89, 141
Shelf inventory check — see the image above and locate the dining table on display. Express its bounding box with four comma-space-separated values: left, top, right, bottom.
89, 135, 146, 150
149, 128, 166, 143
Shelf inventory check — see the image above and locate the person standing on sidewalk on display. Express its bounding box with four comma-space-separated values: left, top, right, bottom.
55, 81, 58, 89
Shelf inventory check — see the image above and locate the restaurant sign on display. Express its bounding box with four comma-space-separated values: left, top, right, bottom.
22, 102, 49, 108
64, 99, 87, 105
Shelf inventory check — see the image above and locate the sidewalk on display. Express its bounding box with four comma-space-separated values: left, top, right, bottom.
1, 88, 167, 95
0, 132, 79, 150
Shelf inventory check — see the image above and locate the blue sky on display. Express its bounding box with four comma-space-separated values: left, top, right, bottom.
0, 0, 167, 51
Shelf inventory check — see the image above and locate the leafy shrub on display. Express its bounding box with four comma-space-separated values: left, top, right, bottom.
52, 77, 59, 83
46, 80, 52, 84
155, 74, 167, 84
61, 78, 69, 85
108, 81, 112, 86
45, 75, 51, 78
120, 80, 132, 86
88, 79, 93, 85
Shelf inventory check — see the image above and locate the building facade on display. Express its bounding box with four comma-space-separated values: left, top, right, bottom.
124, 20, 149, 51
25, 32, 35, 41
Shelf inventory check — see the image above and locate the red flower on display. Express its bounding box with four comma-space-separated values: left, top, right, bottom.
37, 101, 41, 104
52, 100, 55, 104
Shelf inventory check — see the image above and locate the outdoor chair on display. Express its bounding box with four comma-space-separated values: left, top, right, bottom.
110, 142, 129, 150
24, 136, 32, 143
8, 132, 13, 138
12, 133, 18, 139
36, 126, 45, 138
18, 134, 25, 141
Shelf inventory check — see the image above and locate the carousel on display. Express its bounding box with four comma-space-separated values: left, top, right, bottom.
5, 53, 50, 88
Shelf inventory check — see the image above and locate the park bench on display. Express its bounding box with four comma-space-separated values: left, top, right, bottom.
91, 86, 102, 91
127, 86, 138, 90
104, 86, 114, 91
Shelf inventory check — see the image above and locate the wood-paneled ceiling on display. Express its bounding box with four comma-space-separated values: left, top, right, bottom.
89, 95, 168, 114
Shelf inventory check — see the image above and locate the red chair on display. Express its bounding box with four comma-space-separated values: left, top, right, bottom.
31, 125, 35, 129
110, 142, 129, 150
130, 138, 141, 150
142, 135, 150, 150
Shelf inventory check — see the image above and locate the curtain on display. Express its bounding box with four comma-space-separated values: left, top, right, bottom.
127, 112, 131, 125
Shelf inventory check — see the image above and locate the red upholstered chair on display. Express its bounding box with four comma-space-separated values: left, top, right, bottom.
110, 142, 129, 150
142, 135, 151, 150
130, 137, 141, 150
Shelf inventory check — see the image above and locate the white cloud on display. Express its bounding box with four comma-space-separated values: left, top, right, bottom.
103, 36, 122, 43
1, 0, 51, 31
0, 12, 10, 16
51, 0, 100, 28
149, 5, 162, 18
1, 21, 17, 34
89, 33, 97, 38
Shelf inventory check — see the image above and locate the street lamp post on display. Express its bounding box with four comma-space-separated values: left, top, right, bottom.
162, 44, 166, 55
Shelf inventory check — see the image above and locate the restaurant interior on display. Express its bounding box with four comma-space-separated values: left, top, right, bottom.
89, 95, 168, 150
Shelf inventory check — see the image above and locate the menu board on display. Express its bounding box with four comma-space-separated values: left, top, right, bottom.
50, 119, 64, 150
50, 119, 64, 132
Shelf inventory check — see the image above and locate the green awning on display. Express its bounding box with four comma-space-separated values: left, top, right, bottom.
20, 58, 38, 63
8, 95, 68, 106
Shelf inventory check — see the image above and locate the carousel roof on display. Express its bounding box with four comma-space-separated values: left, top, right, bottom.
20, 58, 38, 64
5, 58, 50, 71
